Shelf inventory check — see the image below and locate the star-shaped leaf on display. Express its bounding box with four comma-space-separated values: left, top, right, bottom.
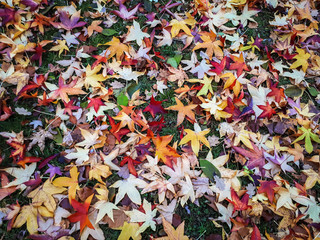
166, 97, 197, 126
179, 123, 210, 156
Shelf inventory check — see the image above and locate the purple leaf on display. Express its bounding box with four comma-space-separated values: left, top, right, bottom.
111, 3, 141, 20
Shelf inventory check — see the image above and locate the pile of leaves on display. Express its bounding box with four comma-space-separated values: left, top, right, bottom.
0, 0, 320, 239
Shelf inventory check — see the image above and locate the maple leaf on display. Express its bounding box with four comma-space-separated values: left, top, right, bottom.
37, 91, 54, 106
49, 40, 69, 57
68, 194, 94, 234
153, 134, 180, 168
107, 115, 130, 142
257, 180, 279, 203
76, 128, 101, 149
94, 184, 119, 223
220, 72, 242, 97
63, 98, 80, 116
292, 127, 320, 154
251, 224, 262, 240
48, 77, 86, 103
52, 165, 80, 202
125, 20, 150, 46
275, 187, 295, 210
156, 29, 173, 47
8, 141, 25, 159
13, 204, 38, 234
3, 163, 36, 188
116, 222, 142, 240
125, 199, 157, 234
87, 20, 103, 37
257, 102, 276, 119
233, 142, 266, 175
302, 169, 320, 190
50, 11, 86, 31
200, 95, 231, 121
226, 188, 252, 214
120, 156, 141, 177
101, 37, 129, 60
100, 149, 121, 171
155, 217, 189, 240
166, 97, 197, 126
229, 53, 250, 77
267, 81, 285, 103
235, 4, 260, 27
112, 3, 141, 20
89, 163, 111, 184
143, 96, 167, 118
179, 123, 210, 156
110, 174, 147, 205
179, 174, 196, 206
27, 179, 66, 212
290, 47, 310, 72
87, 97, 105, 113
16, 156, 42, 168
188, 75, 215, 96
192, 33, 223, 60
65, 147, 90, 165
169, 19, 192, 38
210, 56, 228, 75
84, 64, 107, 89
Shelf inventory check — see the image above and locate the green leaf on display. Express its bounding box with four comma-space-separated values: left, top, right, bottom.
80, 101, 88, 108
308, 87, 319, 97
117, 93, 129, 108
200, 160, 221, 181
284, 86, 303, 98
305, 133, 313, 154
167, 57, 178, 68
102, 29, 118, 36
53, 128, 63, 144
173, 54, 182, 65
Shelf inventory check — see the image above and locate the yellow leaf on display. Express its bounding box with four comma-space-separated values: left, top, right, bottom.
100, 37, 129, 60
89, 163, 111, 183
28, 179, 66, 212
49, 40, 69, 56
84, 64, 108, 88
302, 169, 320, 190
179, 123, 210, 156
116, 221, 142, 240
169, 19, 192, 38
53, 166, 79, 202
290, 47, 310, 72
192, 34, 223, 60
154, 217, 189, 240
13, 204, 38, 234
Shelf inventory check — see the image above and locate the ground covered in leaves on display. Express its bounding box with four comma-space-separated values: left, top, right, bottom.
0, 0, 320, 239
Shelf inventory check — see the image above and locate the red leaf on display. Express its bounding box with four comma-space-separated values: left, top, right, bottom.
120, 156, 141, 177
17, 156, 42, 168
227, 188, 252, 214
251, 224, 262, 240
233, 142, 265, 175
257, 180, 279, 203
267, 81, 285, 103
108, 115, 130, 142
87, 97, 105, 113
229, 53, 249, 76
143, 96, 167, 118
63, 99, 80, 116
68, 194, 94, 233
210, 56, 228, 75
258, 102, 276, 119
